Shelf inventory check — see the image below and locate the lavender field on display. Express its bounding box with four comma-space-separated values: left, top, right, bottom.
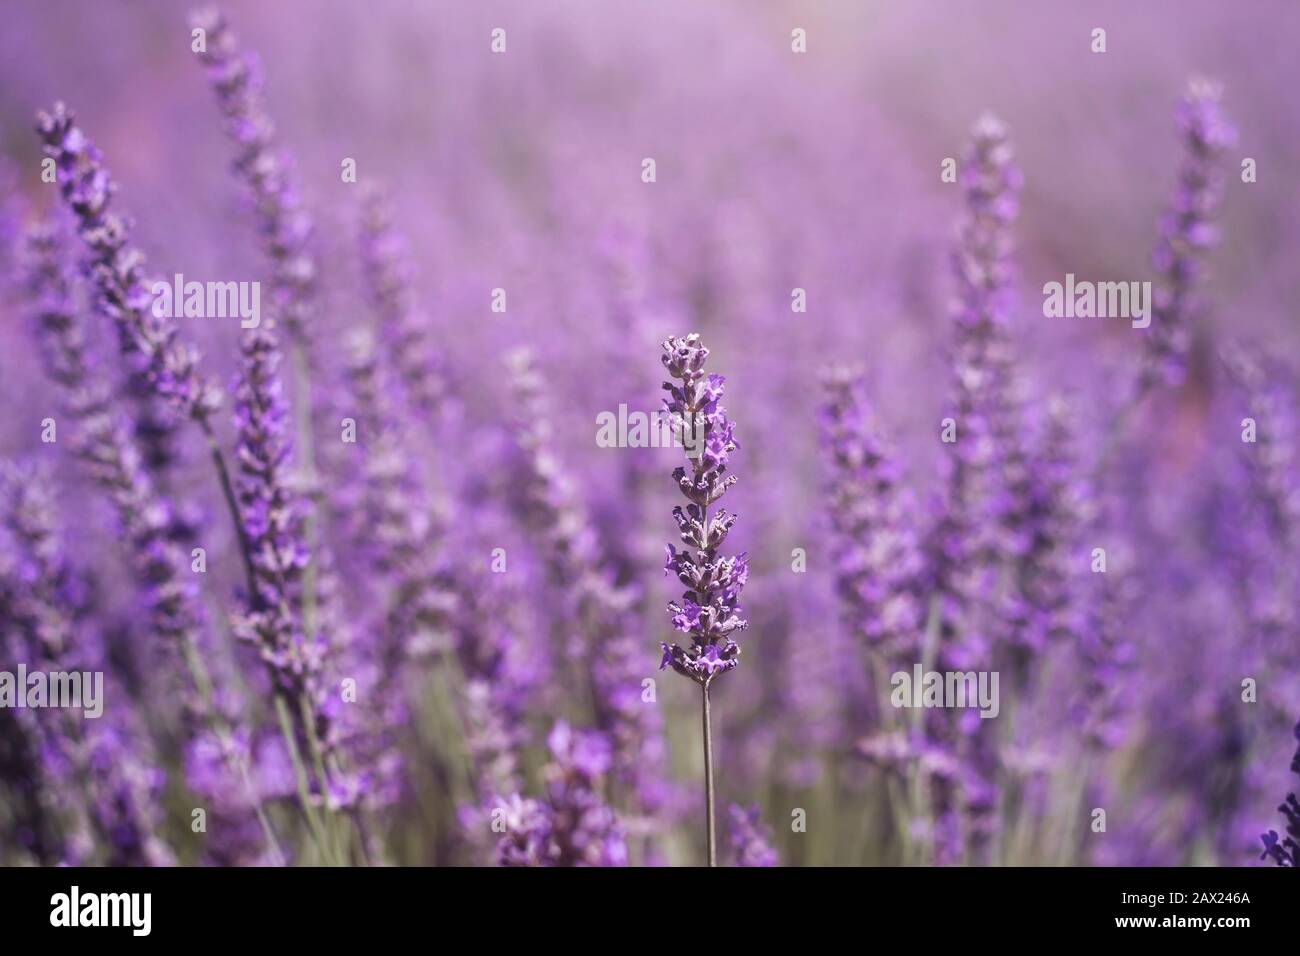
0, 0, 1297, 868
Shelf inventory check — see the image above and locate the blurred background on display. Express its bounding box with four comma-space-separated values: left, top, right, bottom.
0, 0, 1298, 866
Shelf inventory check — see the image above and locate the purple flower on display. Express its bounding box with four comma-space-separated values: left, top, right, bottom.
1141, 79, 1236, 391
191, 8, 316, 343
1260, 718, 1300, 867
496, 722, 627, 867
728, 804, 778, 867
34, 104, 220, 436
820, 367, 924, 676
930, 115, 1027, 865
0, 461, 174, 865
342, 328, 455, 660
659, 334, 746, 684
358, 185, 449, 418
231, 322, 354, 807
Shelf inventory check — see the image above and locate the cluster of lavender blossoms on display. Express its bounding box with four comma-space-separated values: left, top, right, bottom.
496, 723, 627, 867
1141, 79, 1238, 392
660, 334, 747, 683
1259, 720, 1300, 867
820, 367, 924, 686
35, 104, 221, 430
728, 804, 778, 867
230, 323, 342, 797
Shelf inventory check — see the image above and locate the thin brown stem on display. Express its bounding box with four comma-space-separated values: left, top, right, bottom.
201, 421, 258, 598
702, 677, 717, 867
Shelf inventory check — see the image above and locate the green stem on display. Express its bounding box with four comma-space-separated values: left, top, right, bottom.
274, 693, 335, 864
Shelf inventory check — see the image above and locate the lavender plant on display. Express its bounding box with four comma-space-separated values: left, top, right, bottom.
1140, 79, 1238, 393
1260, 718, 1300, 867
659, 333, 746, 866
506, 348, 669, 835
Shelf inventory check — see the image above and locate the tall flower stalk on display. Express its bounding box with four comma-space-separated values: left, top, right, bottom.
34, 104, 257, 591
358, 185, 448, 420
821, 366, 931, 861
929, 114, 1025, 864
660, 333, 746, 867
820, 367, 924, 706
35, 106, 222, 428
191, 8, 327, 628
1140, 79, 1236, 393
232, 319, 358, 861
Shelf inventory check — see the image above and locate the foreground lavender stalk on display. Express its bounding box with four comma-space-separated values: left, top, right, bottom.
660, 333, 746, 867
1140, 79, 1236, 392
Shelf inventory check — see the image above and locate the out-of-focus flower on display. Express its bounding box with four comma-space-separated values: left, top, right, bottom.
191, 8, 315, 344
728, 804, 778, 867
496, 722, 627, 867
1141, 79, 1236, 391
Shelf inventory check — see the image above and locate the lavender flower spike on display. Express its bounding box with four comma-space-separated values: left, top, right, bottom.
232, 322, 351, 814
496, 722, 627, 867
358, 185, 448, 418
35, 103, 221, 426
25, 221, 203, 669
729, 804, 779, 867
660, 332, 745, 867
820, 367, 924, 686
1260, 716, 1300, 867
191, 8, 316, 343
660, 334, 747, 682
1141, 78, 1236, 391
